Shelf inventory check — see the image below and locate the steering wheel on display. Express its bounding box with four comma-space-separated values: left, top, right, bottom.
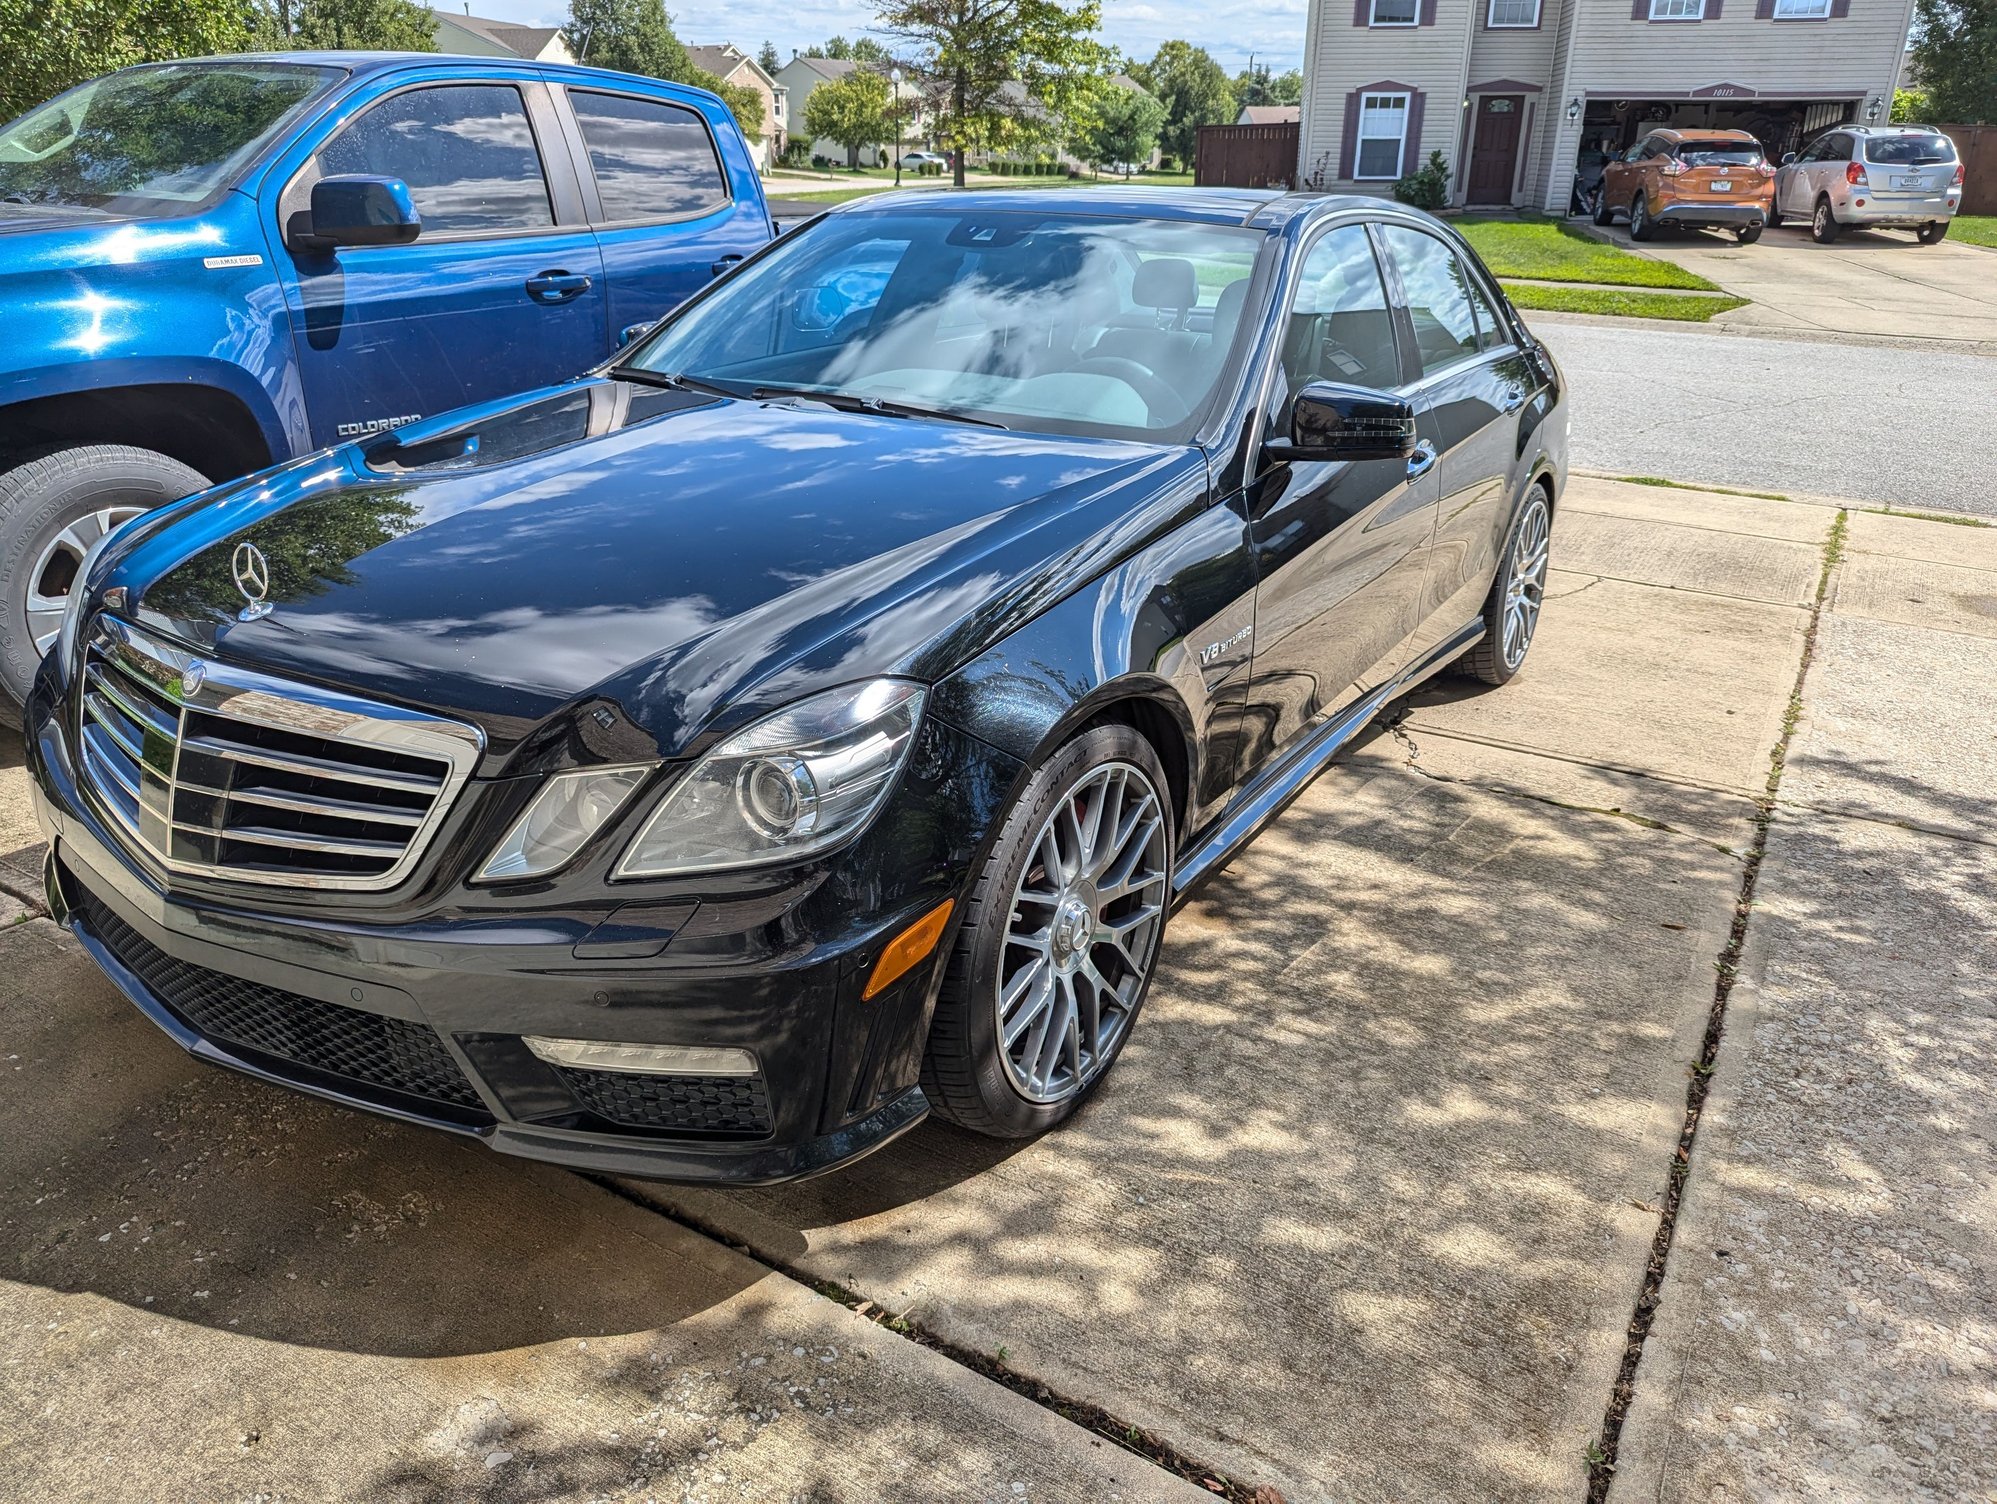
1071, 357, 1191, 427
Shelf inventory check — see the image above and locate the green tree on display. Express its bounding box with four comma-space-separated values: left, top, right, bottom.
0, 0, 253, 124
699, 71, 765, 144
1135, 41, 1235, 170
1071, 83, 1163, 176
1268, 69, 1303, 106
879, 0, 1110, 186
757, 39, 779, 73
564, 0, 696, 78
803, 65, 891, 167
293, 0, 437, 50
1891, 86, 1932, 123
1911, 0, 1997, 123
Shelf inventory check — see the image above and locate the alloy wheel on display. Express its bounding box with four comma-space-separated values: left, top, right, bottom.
1502, 497, 1551, 671
996, 760, 1169, 1104
25, 505, 146, 656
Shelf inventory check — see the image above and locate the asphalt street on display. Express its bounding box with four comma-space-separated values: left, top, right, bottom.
1529, 314, 1997, 516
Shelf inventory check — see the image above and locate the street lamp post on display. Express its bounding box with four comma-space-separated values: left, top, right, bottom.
891, 68, 903, 187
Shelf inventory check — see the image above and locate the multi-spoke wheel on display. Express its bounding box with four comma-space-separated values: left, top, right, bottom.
0, 444, 208, 724
1464, 488, 1553, 687
923, 723, 1174, 1136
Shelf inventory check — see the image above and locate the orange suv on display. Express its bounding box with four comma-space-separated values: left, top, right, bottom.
1594, 128, 1775, 245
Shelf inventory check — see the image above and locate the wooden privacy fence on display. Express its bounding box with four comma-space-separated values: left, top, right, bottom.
1195, 122, 1301, 190
1936, 124, 1996, 217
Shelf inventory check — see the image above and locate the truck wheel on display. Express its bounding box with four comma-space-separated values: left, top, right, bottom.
0, 445, 209, 720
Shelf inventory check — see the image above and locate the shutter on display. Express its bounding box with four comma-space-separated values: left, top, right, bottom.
1632, 0, 1648, 17
1340, 90, 1362, 179
1355, 0, 1372, 24
1755, 0, 1774, 13
1404, 91, 1426, 177
1420, 0, 1439, 22
1707, 0, 1722, 16
1830, 0, 1850, 14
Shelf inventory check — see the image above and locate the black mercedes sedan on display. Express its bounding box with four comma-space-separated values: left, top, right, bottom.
26, 189, 1566, 1183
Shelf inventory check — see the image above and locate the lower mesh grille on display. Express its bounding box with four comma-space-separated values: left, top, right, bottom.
77, 892, 487, 1116
558, 1066, 772, 1138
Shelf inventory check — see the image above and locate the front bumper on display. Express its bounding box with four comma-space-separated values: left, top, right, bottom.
24, 671, 997, 1185
1654, 200, 1765, 227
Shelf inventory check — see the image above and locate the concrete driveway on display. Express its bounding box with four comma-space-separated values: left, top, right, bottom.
2, 475, 1992, 1502
1592, 219, 1997, 348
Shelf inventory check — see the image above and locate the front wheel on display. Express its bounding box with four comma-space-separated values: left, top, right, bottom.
1629, 193, 1656, 241
1917, 220, 1950, 245
0, 445, 209, 722
1811, 197, 1841, 244
922, 724, 1174, 1138
1463, 489, 1552, 687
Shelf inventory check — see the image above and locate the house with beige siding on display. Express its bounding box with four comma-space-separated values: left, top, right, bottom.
1297, 0, 1919, 210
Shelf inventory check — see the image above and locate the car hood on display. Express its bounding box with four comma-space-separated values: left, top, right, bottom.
112, 379, 1197, 767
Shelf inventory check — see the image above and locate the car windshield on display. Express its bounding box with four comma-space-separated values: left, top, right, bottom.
0, 61, 340, 218
624, 207, 1271, 443
1865, 135, 1956, 166
1674, 141, 1762, 166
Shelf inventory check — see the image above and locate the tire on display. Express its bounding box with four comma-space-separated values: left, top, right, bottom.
1592, 188, 1614, 227
0, 445, 208, 715
922, 722, 1174, 1138
1463, 487, 1553, 687
1629, 193, 1656, 241
1735, 222, 1763, 245
1768, 202, 1785, 229
1917, 220, 1950, 245
1811, 197, 1841, 244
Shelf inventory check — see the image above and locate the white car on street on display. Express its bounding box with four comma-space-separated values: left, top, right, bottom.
1774, 125, 1963, 244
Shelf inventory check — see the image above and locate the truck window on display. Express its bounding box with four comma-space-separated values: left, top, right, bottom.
313, 84, 553, 236
568, 91, 729, 223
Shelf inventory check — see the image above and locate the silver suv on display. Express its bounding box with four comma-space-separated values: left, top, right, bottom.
1774, 125, 1964, 244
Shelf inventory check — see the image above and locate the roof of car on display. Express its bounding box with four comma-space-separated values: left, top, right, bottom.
173, 51, 726, 97
1647, 128, 1759, 142
826, 186, 1404, 228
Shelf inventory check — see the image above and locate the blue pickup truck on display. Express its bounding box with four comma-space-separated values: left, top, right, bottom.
0, 51, 772, 715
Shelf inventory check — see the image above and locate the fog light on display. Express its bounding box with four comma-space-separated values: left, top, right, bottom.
523, 1037, 757, 1076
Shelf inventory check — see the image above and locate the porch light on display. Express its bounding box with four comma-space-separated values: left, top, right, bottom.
1864, 97, 1882, 121
1566, 97, 1582, 124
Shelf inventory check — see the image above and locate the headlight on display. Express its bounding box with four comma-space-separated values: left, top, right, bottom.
615, 679, 925, 879
474, 765, 652, 883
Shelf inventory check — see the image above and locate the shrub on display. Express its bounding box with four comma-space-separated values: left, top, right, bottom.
811, 154, 830, 170
1393, 150, 1450, 211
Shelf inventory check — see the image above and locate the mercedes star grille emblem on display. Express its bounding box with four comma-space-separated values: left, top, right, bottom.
181, 661, 207, 697
232, 541, 274, 622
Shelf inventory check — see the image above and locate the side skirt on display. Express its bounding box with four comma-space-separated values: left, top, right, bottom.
1170, 616, 1485, 903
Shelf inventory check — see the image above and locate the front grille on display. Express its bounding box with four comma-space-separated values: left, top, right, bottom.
76, 618, 480, 890
558, 1066, 772, 1138
77, 891, 488, 1115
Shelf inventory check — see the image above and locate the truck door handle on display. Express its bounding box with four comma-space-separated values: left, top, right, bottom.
1406, 439, 1438, 480
711, 254, 745, 279
525, 270, 592, 304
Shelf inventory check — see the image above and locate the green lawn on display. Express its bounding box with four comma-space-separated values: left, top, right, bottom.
1500, 283, 1748, 322
1951, 216, 1997, 249
1456, 215, 1721, 290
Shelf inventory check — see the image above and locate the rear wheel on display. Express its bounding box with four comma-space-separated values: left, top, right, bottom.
0, 445, 207, 723
1629, 193, 1656, 241
1811, 197, 1841, 243
1735, 222, 1763, 245
1917, 220, 1950, 245
1464, 488, 1552, 687
922, 723, 1173, 1138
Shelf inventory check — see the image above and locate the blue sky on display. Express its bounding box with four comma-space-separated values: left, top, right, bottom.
455, 1, 1309, 75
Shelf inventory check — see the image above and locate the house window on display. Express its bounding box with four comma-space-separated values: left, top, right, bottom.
1370, 0, 1419, 25
1488, 0, 1540, 23
1355, 93, 1410, 179
1772, 0, 1830, 13
1648, 0, 1705, 16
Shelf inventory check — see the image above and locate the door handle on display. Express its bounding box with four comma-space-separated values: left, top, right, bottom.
1501, 387, 1527, 414
711, 253, 745, 279
1406, 439, 1438, 480
525, 270, 592, 305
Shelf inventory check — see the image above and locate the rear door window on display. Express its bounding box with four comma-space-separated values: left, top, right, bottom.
569, 91, 729, 222
1377, 224, 1481, 377
1864, 134, 1956, 166
313, 83, 552, 235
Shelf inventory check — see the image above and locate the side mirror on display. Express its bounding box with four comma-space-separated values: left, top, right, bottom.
1781, 152, 1797, 166
1265, 381, 1417, 464
294, 175, 421, 251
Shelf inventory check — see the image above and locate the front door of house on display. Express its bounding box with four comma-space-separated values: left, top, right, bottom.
1466, 96, 1524, 205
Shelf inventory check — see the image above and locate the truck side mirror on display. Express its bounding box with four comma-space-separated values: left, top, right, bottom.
1264, 382, 1418, 464
293, 175, 422, 252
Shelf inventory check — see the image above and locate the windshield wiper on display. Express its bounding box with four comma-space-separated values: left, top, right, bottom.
606, 366, 740, 399
749, 384, 1008, 431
